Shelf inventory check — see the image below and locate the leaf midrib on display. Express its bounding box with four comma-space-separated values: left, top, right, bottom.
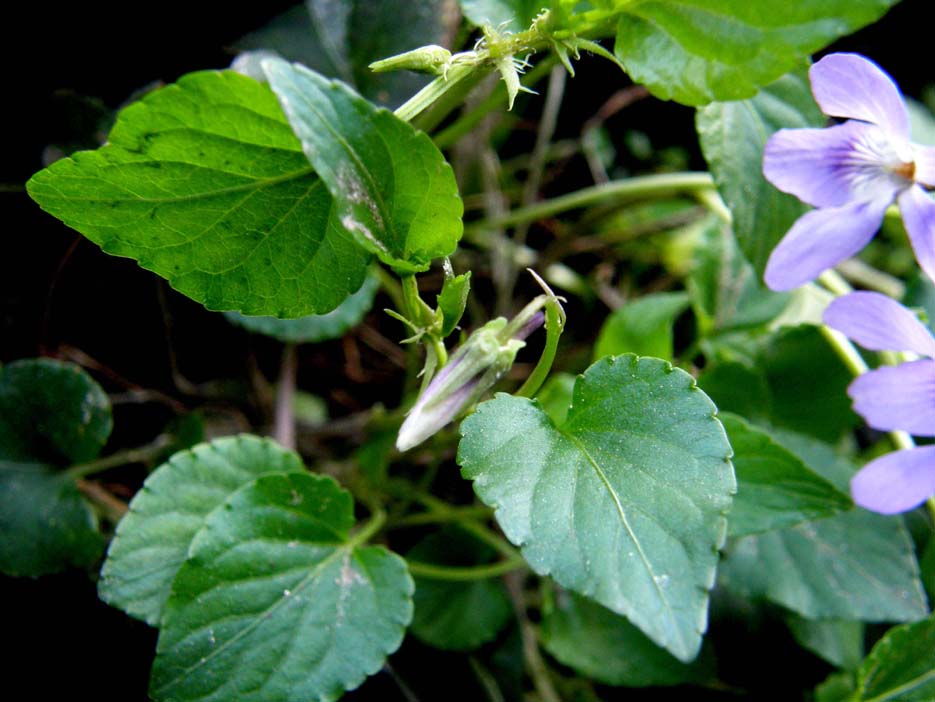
862, 666, 935, 702
559, 428, 685, 654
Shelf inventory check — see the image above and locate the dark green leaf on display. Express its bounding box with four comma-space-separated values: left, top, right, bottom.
224, 274, 379, 343
541, 589, 713, 686
437, 269, 471, 338
721, 413, 851, 537
594, 291, 689, 362
687, 221, 789, 337
263, 59, 463, 273
459, 355, 735, 662
150, 472, 413, 702
720, 509, 928, 623
851, 615, 935, 701
408, 527, 512, 650
28, 71, 371, 317
614, 0, 899, 105
99, 435, 305, 625
697, 70, 823, 276
698, 361, 772, 423
786, 614, 864, 671
0, 359, 111, 464
534, 372, 576, 425
0, 462, 103, 576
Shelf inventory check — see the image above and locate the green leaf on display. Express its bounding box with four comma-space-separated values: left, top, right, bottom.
697, 70, 823, 276
27, 70, 371, 317
815, 672, 857, 702
150, 472, 413, 702
720, 509, 928, 623
437, 269, 472, 338
458, 355, 735, 662
721, 413, 851, 538
786, 614, 864, 671
0, 358, 112, 464
458, 0, 545, 28
407, 527, 512, 650
0, 462, 103, 576
263, 58, 463, 273
224, 274, 379, 343
851, 615, 935, 701
614, 0, 899, 105
541, 589, 713, 687
687, 220, 789, 338
236, 1, 457, 109
534, 372, 576, 425
594, 291, 689, 362
0, 360, 110, 576
98, 435, 305, 625
698, 361, 772, 423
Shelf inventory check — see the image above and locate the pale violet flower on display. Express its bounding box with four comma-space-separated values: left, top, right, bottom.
823, 291, 935, 514
763, 53, 935, 291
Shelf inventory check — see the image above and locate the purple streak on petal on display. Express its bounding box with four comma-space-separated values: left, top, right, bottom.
847, 359, 935, 436
514, 311, 545, 342
809, 53, 909, 140
763, 197, 889, 291
898, 185, 935, 284
912, 145, 935, 187
764, 122, 902, 208
823, 291, 935, 357
851, 445, 935, 514
397, 377, 480, 451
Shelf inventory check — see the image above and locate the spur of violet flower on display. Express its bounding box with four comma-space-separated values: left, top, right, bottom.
762, 53, 935, 291
823, 291, 935, 514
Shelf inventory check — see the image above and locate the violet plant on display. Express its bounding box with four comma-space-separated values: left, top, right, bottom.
6, 1, 935, 700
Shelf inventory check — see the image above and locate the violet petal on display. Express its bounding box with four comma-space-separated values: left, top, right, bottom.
809, 53, 910, 141
851, 445, 935, 514
763, 197, 889, 291
823, 291, 935, 357
898, 184, 935, 284
763, 122, 904, 208
847, 359, 935, 437
913, 144, 935, 187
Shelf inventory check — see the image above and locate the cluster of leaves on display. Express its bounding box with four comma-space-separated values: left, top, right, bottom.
8, 0, 935, 700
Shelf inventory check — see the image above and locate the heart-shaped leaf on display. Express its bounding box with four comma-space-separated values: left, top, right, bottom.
459, 355, 735, 662
99, 435, 305, 625
150, 472, 413, 702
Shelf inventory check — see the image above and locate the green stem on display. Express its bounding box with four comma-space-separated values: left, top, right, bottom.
350, 508, 387, 547
516, 295, 564, 398
394, 62, 478, 124
373, 264, 405, 312
406, 555, 527, 581
484, 172, 716, 229
388, 504, 493, 528
66, 438, 169, 480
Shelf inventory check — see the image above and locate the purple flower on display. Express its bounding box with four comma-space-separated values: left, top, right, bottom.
823, 291, 935, 513
763, 53, 935, 291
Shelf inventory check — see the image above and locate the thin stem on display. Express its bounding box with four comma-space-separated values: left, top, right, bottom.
505, 571, 562, 702
76, 480, 128, 522
485, 172, 716, 229
273, 343, 297, 450
66, 438, 170, 480
405, 555, 527, 581
373, 265, 405, 312
350, 508, 387, 547
388, 504, 493, 528
516, 295, 564, 398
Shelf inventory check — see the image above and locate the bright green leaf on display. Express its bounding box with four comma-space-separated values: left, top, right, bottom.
458, 355, 735, 662
541, 589, 713, 686
263, 58, 463, 273
720, 509, 928, 623
224, 274, 379, 343
614, 0, 899, 105
150, 472, 413, 702
408, 527, 512, 650
594, 291, 689, 362
437, 269, 472, 338
697, 70, 823, 276
99, 435, 305, 625
786, 614, 864, 671
0, 358, 111, 464
721, 413, 851, 537
851, 615, 935, 701
0, 462, 103, 577
28, 70, 371, 317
